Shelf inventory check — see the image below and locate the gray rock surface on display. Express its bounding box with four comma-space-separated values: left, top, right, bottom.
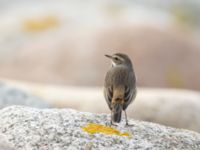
0, 134, 14, 150
0, 83, 50, 109
0, 106, 200, 150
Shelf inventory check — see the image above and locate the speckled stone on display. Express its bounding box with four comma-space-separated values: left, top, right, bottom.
0, 106, 200, 150
0, 134, 14, 150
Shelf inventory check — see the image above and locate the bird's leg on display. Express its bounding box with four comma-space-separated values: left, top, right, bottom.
110, 121, 117, 126
124, 110, 133, 127
124, 110, 129, 125
109, 111, 113, 126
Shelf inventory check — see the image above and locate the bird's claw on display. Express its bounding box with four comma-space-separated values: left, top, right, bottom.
125, 122, 134, 127
110, 121, 117, 127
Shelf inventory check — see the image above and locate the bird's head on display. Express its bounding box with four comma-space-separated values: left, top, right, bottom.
105, 53, 132, 67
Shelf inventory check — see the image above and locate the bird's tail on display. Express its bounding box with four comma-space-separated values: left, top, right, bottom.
111, 102, 122, 123
112, 109, 122, 123
111, 86, 124, 123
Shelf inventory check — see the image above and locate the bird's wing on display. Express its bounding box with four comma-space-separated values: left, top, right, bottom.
123, 72, 137, 110
104, 71, 113, 110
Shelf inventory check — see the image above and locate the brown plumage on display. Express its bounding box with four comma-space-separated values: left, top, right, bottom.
104, 53, 136, 125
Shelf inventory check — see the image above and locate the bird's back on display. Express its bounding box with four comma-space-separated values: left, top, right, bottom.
104, 65, 136, 109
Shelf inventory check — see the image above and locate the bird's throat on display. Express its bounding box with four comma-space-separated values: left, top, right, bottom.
111, 61, 116, 67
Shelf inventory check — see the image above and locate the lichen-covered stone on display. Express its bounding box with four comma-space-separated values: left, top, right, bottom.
0, 106, 200, 150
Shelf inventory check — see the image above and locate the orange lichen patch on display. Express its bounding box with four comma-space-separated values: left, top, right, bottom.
82, 123, 130, 137
23, 16, 59, 32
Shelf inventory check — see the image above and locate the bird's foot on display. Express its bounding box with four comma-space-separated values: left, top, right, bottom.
110, 121, 118, 127
125, 122, 134, 127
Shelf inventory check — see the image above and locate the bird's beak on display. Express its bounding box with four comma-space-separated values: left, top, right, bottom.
105, 54, 112, 59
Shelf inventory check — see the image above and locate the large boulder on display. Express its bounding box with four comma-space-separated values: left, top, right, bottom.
0, 106, 199, 150
0, 134, 14, 150
0, 83, 50, 109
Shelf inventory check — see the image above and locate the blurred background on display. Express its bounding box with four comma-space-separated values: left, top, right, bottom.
0, 0, 200, 90
0, 0, 200, 132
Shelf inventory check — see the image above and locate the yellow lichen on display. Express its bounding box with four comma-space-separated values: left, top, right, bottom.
23, 15, 59, 32
81, 123, 130, 137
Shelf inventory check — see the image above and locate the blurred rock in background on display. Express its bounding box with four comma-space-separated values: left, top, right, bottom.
0, 134, 14, 150
0, 82, 50, 109
0, 0, 199, 90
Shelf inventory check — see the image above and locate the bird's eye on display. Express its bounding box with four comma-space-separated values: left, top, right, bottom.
114, 57, 119, 61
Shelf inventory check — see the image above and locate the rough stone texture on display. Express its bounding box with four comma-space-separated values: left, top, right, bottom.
0, 83, 50, 109
0, 106, 200, 150
0, 134, 14, 150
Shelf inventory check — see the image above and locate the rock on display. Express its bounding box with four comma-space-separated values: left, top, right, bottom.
0, 83, 50, 109
0, 134, 14, 150
1, 25, 200, 90
52, 88, 200, 133
0, 106, 200, 150
2, 79, 200, 133
130, 89, 200, 133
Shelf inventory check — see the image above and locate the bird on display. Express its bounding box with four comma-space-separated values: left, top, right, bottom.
104, 53, 136, 126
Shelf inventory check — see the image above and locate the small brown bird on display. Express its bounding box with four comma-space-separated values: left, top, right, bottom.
104, 53, 136, 125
